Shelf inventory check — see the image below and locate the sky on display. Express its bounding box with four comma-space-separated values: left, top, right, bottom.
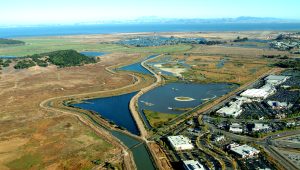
0, 0, 299, 25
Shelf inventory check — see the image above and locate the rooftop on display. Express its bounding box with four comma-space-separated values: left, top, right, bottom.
240, 89, 270, 99
230, 144, 260, 158
167, 135, 194, 150
265, 75, 288, 81
183, 160, 205, 170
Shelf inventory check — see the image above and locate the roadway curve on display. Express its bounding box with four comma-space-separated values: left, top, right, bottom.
40, 69, 144, 169
40, 55, 165, 170
129, 54, 163, 139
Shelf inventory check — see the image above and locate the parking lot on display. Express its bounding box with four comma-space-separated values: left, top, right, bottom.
239, 155, 274, 170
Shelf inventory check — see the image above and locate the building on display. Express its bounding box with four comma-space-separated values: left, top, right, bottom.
240, 89, 271, 100
252, 123, 270, 132
216, 97, 250, 118
216, 105, 242, 118
230, 144, 260, 158
265, 75, 289, 86
212, 135, 225, 142
267, 100, 293, 110
229, 123, 243, 133
240, 75, 286, 100
167, 135, 194, 151
183, 160, 205, 170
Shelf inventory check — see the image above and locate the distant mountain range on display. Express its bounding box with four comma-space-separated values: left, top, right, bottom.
78, 16, 300, 25
1, 17, 300, 28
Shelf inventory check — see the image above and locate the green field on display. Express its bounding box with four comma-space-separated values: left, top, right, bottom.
7, 153, 42, 170
143, 110, 178, 128
0, 37, 192, 56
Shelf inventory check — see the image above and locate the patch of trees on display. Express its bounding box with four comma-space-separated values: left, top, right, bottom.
25, 50, 96, 68
0, 59, 11, 67
233, 36, 248, 42
262, 54, 288, 59
14, 60, 36, 69
46, 50, 96, 67
274, 59, 300, 70
29, 54, 48, 67
199, 40, 224, 45
0, 38, 25, 45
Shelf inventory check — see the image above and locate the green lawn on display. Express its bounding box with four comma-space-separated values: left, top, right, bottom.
143, 110, 178, 128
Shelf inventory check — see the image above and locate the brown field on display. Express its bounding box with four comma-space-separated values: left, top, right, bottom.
0, 53, 143, 170
156, 44, 292, 84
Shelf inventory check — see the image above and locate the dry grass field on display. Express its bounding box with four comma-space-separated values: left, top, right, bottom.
0, 53, 141, 170
154, 44, 292, 84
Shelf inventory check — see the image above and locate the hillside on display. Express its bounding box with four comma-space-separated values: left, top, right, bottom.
13, 50, 97, 69
0, 38, 25, 45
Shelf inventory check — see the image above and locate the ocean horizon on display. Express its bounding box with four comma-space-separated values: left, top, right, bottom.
1, 23, 300, 38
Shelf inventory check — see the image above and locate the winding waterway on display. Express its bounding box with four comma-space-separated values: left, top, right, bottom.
71, 54, 238, 169
71, 92, 156, 170
118, 54, 158, 75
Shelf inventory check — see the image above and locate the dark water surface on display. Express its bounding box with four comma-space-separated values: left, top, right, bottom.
72, 92, 139, 135
111, 131, 155, 170
138, 82, 237, 128
118, 54, 158, 75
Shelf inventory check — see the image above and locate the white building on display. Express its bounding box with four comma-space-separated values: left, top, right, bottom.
267, 101, 292, 110
183, 160, 205, 170
213, 135, 225, 142
216, 106, 242, 118
167, 135, 194, 151
240, 89, 270, 100
216, 97, 250, 118
253, 123, 270, 132
230, 144, 260, 158
229, 123, 243, 133
265, 75, 289, 86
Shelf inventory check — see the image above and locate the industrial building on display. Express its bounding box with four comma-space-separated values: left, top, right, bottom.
217, 74, 290, 118
229, 123, 243, 133
183, 160, 205, 170
240, 75, 288, 100
265, 75, 289, 85
240, 88, 273, 100
216, 105, 242, 118
216, 97, 251, 117
267, 100, 292, 110
167, 135, 194, 151
252, 123, 270, 132
230, 144, 260, 158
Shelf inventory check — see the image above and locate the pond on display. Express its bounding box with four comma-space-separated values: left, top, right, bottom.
118, 54, 158, 75
72, 92, 140, 135
80, 51, 108, 57
138, 82, 238, 127
216, 57, 228, 69
0, 56, 19, 59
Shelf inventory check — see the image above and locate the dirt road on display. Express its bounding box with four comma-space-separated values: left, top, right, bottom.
129, 54, 163, 139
